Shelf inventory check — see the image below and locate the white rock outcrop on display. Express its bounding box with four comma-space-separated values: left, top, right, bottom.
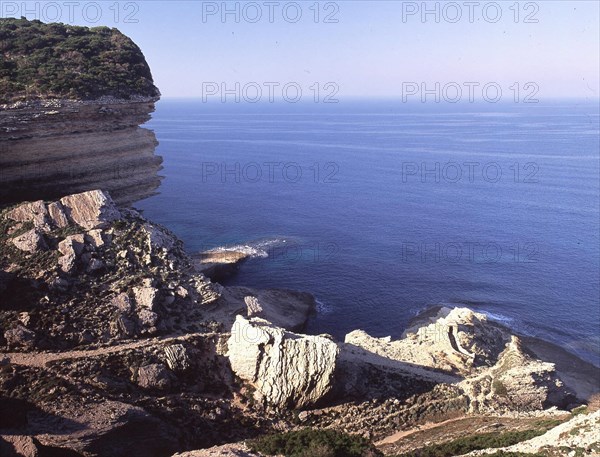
227, 316, 339, 409
60, 190, 121, 229
11, 229, 47, 253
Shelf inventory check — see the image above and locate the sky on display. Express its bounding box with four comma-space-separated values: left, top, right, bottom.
3, 1, 600, 100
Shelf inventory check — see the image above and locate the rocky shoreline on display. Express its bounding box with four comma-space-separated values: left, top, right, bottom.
0, 189, 598, 457
1, 17, 598, 457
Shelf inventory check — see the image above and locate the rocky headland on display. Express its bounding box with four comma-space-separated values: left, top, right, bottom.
0, 19, 163, 206
1, 17, 599, 457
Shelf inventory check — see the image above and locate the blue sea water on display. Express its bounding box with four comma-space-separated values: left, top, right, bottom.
136, 99, 600, 366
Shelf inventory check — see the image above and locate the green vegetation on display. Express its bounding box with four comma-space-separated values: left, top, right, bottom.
248, 428, 383, 457
393, 429, 549, 457
570, 405, 589, 416
492, 379, 508, 397
0, 17, 159, 103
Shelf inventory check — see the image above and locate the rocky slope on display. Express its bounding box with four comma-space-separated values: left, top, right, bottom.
0, 191, 597, 457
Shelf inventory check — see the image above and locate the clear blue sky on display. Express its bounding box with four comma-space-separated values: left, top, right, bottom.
6, 1, 600, 100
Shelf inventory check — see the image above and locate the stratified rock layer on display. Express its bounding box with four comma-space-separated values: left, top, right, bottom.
0, 99, 162, 205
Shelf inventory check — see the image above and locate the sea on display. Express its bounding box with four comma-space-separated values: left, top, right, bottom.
136, 99, 600, 367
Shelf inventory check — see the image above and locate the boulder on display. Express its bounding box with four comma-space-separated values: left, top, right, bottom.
228, 316, 339, 409
190, 275, 223, 305
111, 293, 132, 313
59, 190, 121, 229
142, 223, 175, 254
110, 314, 137, 338
164, 344, 190, 373
4, 325, 36, 348
133, 285, 159, 310
58, 234, 85, 257
244, 296, 263, 317
58, 253, 76, 274
137, 363, 172, 391
137, 309, 159, 332
11, 229, 47, 253
192, 249, 250, 281
5, 200, 49, 231
86, 229, 110, 249
47, 202, 69, 228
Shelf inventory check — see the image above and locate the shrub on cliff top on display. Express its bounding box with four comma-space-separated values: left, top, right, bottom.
248, 428, 383, 457
0, 17, 159, 103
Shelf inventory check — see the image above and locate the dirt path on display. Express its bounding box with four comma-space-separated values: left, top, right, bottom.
0, 331, 220, 368
375, 415, 467, 445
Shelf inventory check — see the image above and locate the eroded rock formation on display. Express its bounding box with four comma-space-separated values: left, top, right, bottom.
228, 315, 339, 409
0, 98, 163, 206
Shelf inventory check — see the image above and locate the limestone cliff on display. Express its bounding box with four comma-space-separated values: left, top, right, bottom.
0, 98, 162, 206
0, 18, 162, 206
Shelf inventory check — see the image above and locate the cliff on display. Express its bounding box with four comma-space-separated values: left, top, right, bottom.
0, 18, 162, 206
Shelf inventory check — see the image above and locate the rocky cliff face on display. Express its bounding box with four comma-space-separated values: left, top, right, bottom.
0, 98, 162, 205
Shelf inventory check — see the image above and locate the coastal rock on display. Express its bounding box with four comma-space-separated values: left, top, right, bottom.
142, 223, 175, 254
58, 234, 85, 257
5, 200, 49, 230
47, 202, 69, 228
190, 275, 223, 305
192, 250, 250, 280
244, 296, 263, 316
11, 229, 47, 253
227, 316, 339, 409
346, 307, 509, 376
220, 287, 315, 332
59, 190, 121, 229
460, 336, 574, 413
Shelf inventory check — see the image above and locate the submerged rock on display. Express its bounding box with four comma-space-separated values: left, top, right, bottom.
227, 315, 339, 409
